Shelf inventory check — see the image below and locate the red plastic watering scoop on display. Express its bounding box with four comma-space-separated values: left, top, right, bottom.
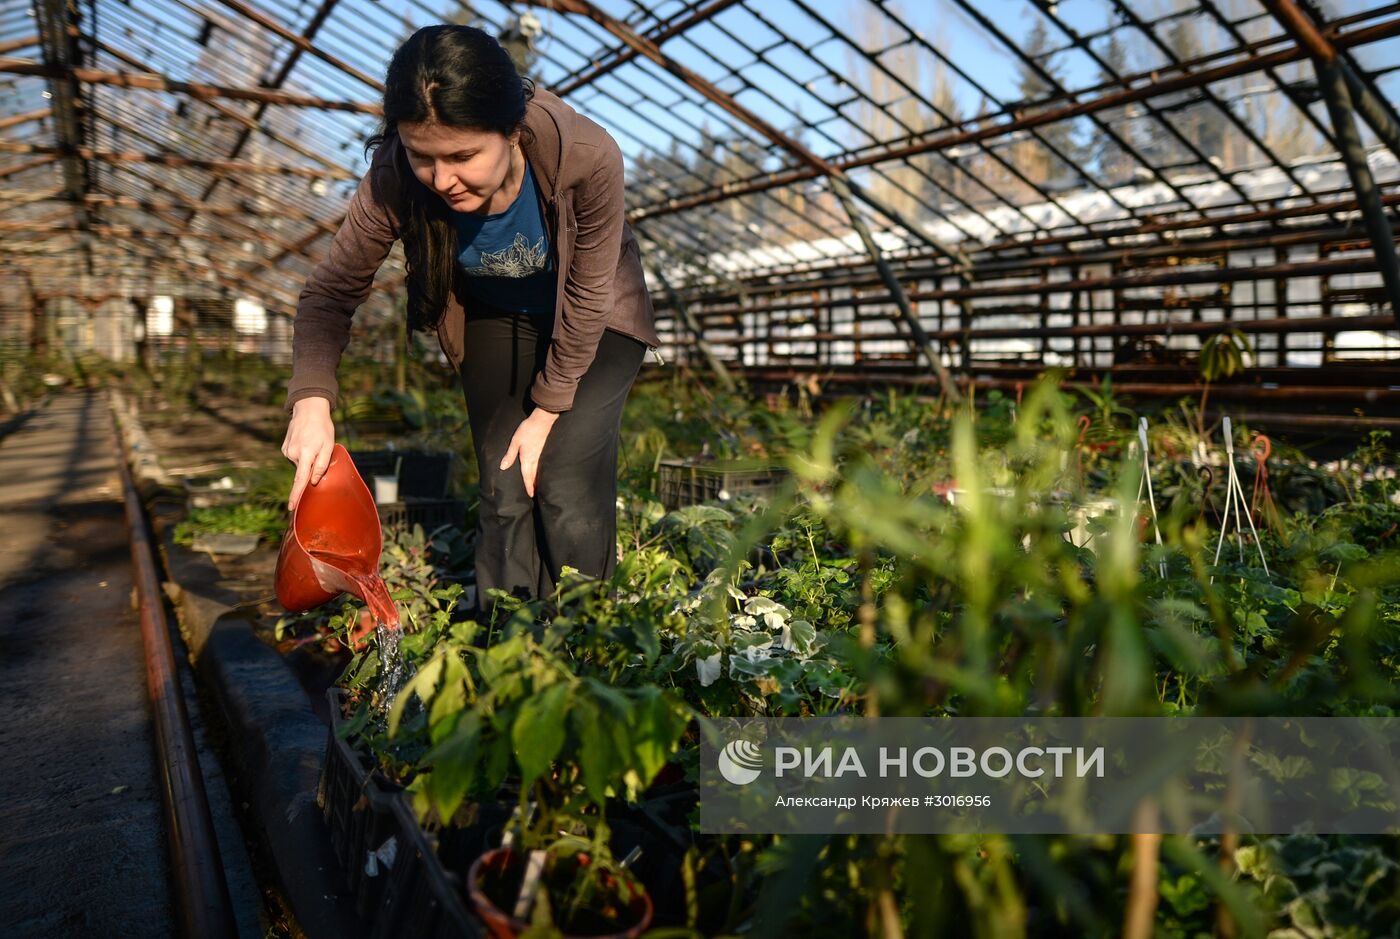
274, 443, 400, 628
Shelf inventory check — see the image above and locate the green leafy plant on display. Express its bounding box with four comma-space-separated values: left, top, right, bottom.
307, 367, 1400, 938
173, 502, 285, 546
1197, 328, 1252, 440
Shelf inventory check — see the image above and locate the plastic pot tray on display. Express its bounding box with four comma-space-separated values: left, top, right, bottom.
322, 689, 484, 938
321, 689, 700, 934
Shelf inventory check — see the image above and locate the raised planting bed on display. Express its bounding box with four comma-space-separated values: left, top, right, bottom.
319, 698, 407, 923
372, 797, 485, 939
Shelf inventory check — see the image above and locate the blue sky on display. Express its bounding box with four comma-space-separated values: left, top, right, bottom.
515, 0, 1140, 163
248, 0, 1396, 170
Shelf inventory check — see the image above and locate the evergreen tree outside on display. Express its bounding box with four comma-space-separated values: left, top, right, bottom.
1013, 18, 1088, 193
1093, 28, 1137, 186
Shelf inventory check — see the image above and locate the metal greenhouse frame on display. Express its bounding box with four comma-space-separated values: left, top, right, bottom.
3, 0, 1399, 427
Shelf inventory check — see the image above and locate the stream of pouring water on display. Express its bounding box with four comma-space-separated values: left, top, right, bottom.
307, 548, 406, 705
351, 571, 406, 704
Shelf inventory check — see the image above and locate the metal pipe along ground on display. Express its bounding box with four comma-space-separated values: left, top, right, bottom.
110, 400, 238, 939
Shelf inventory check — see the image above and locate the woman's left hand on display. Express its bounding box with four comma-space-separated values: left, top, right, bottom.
500, 408, 561, 497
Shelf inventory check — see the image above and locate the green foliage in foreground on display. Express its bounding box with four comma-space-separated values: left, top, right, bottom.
319, 375, 1400, 938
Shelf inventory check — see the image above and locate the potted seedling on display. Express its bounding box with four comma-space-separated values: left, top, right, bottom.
380, 621, 688, 932
467, 831, 652, 939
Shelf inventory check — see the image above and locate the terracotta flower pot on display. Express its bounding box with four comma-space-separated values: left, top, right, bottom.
467, 848, 653, 939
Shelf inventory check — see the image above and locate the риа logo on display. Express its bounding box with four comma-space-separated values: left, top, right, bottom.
718, 739, 764, 785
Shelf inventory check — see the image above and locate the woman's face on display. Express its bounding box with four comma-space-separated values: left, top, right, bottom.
398, 121, 516, 215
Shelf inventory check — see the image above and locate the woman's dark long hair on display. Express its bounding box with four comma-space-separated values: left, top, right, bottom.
366, 25, 534, 333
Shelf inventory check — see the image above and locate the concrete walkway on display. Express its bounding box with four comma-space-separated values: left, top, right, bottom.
0, 393, 260, 938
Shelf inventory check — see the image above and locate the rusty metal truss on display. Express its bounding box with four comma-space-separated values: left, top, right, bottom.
2, 0, 1399, 418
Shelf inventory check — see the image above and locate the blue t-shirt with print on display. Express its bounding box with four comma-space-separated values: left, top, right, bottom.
453, 160, 555, 316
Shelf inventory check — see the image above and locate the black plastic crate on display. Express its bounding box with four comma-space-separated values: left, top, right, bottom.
435, 801, 518, 882
347, 450, 397, 479
349, 450, 455, 500
657, 458, 789, 510
371, 796, 483, 939
320, 693, 408, 921
324, 689, 489, 937
321, 694, 688, 935
605, 788, 696, 927
377, 497, 466, 532
319, 693, 369, 867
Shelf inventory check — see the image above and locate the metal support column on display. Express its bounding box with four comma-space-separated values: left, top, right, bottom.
34, 0, 92, 276
634, 224, 736, 392
1316, 60, 1400, 322
829, 176, 961, 401
1261, 0, 1400, 321
1260, 0, 1400, 162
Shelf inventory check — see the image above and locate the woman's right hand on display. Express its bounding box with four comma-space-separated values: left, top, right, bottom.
282, 397, 335, 513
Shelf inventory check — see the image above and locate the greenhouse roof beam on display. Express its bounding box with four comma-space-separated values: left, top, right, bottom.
7, 190, 316, 222
106, 165, 341, 235
0, 187, 64, 215
501, 0, 929, 258
1260, 0, 1400, 320
10, 229, 287, 306
0, 140, 353, 179
203, 0, 380, 92
194, 0, 346, 240
87, 36, 351, 182
114, 243, 303, 312
614, 0, 1048, 259
1191, 0, 1342, 158
1028, 1, 1265, 215
85, 166, 338, 280
771, 0, 1091, 243
521, 0, 968, 386
0, 58, 380, 114
34, 0, 91, 276
553, 0, 746, 97
616, 0, 1076, 275
0, 155, 58, 181
628, 12, 1400, 225
0, 34, 39, 55
109, 160, 342, 237
518, 0, 972, 271
0, 107, 49, 132
824, 0, 1162, 242
1260, 0, 1400, 164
